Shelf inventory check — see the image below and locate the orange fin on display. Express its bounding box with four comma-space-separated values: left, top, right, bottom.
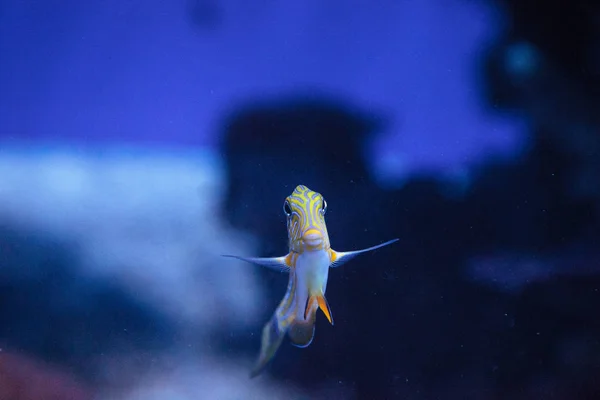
316, 294, 334, 325
304, 294, 334, 326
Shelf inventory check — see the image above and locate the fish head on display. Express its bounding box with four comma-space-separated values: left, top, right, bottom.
284, 185, 330, 253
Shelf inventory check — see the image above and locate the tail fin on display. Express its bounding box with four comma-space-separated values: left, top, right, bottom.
250, 271, 298, 378
250, 313, 287, 378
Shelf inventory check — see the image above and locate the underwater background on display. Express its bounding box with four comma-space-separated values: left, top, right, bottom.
1, 0, 600, 399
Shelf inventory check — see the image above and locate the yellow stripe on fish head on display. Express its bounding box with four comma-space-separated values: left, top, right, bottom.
283, 185, 330, 253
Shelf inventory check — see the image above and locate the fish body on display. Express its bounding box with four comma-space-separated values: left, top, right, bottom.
222, 185, 398, 377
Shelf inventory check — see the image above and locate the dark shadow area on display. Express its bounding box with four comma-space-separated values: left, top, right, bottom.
218, 86, 600, 398
187, 0, 221, 31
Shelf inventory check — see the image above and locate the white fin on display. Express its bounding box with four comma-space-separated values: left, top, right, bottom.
329, 238, 399, 268
221, 254, 290, 272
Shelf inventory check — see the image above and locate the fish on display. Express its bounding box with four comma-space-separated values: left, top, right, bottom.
222, 185, 398, 378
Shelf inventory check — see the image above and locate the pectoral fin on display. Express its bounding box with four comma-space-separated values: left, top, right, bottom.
329, 238, 399, 268
221, 253, 291, 272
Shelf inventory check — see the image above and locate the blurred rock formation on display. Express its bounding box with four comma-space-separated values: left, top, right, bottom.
219, 70, 600, 399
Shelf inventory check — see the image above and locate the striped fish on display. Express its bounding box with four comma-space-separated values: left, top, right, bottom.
223, 185, 398, 377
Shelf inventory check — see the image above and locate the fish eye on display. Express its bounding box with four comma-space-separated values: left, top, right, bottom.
283, 200, 292, 217
321, 199, 327, 214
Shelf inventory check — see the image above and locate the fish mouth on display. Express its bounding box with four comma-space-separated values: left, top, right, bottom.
302, 229, 324, 248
